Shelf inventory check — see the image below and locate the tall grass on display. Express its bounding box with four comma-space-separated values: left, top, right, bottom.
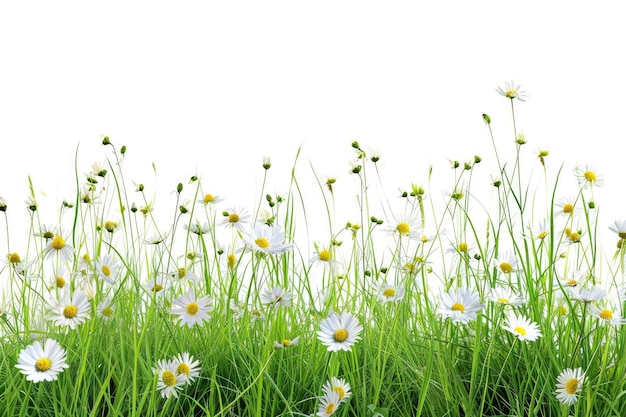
1, 84, 625, 417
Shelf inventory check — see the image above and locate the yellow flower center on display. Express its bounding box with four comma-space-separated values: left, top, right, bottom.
186, 302, 199, 315
56, 277, 66, 288
382, 288, 395, 298
228, 213, 240, 223
333, 386, 346, 400
325, 403, 336, 415
227, 254, 237, 269
51, 236, 66, 250
334, 329, 348, 342
600, 309, 613, 320
513, 326, 527, 336
63, 305, 78, 319
562, 203, 574, 214
35, 357, 52, 372
458, 242, 469, 253
255, 237, 270, 249
565, 378, 579, 395
497, 297, 510, 304
396, 222, 411, 236
558, 305, 568, 315
162, 370, 177, 387
282, 339, 291, 346
152, 284, 163, 293
102, 306, 114, 317
83, 253, 91, 265
203, 194, 215, 203
499, 262, 513, 274
583, 171, 597, 182
101, 265, 111, 277
176, 362, 190, 376
505, 89, 517, 98
104, 221, 118, 232
318, 250, 331, 262
451, 303, 465, 313
537, 231, 548, 239
569, 232, 580, 243
404, 262, 417, 272
178, 268, 186, 279
8, 253, 21, 263
566, 279, 578, 286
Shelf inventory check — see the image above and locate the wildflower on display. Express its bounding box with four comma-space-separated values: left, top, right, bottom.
0, 197, 6, 211
95, 254, 121, 285
143, 276, 168, 295
173, 266, 200, 283
15, 339, 69, 383
322, 377, 352, 403
377, 284, 405, 303
274, 336, 300, 349
494, 252, 518, 275
317, 390, 341, 417
171, 287, 213, 327
555, 196, 579, 218
310, 247, 342, 273
260, 286, 292, 308
495, 80, 527, 102
96, 297, 114, 321
588, 303, 626, 326
503, 314, 542, 341
183, 221, 210, 235
489, 286, 527, 307
438, 287, 484, 324
103, 220, 118, 234
154, 359, 186, 398
241, 224, 294, 254
47, 267, 69, 291
557, 270, 587, 288
35, 224, 57, 240
399, 255, 429, 276
384, 212, 422, 240
573, 163, 604, 188
446, 241, 476, 258
197, 193, 224, 206
609, 220, 626, 240
317, 311, 363, 352
262, 156, 272, 170
172, 352, 201, 385
569, 285, 607, 303
43, 233, 75, 262
555, 367, 585, 405
49, 289, 91, 329
531, 219, 550, 240
26, 196, 37, 211
220, 206, 251, 232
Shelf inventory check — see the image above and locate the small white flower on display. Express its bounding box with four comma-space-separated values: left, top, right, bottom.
220, 206, 251, 232
384, 212, 422, 240
154, 359, 186, 398
273, 336, 300, 349
555, 367, 585, 405
95, 254, 121, 285
241, 224, 294, 254
317, 389, 341, 417
49, 290, 91, 329
588, 303, 626, 326
171, 352, 201, 385
495, 80, 527, 102
609, 219, 626, 240
260, 286, 292, 308
322, 376, 352, 403
171, 287, 213, 327
569, 285, 607, 303
317, 311, 363, 352
438, 287, 483, 324
43, 233, 75, 262
377, 284, 405, 303
489, 287, 526, 307
97, 297, 115, 321
15, 339, 69, 383
573, 163, 604, 188
502, 314, 542, 341
197, 193, 224, 206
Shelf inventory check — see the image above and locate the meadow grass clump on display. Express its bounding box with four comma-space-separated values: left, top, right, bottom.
2, 83, 626, 417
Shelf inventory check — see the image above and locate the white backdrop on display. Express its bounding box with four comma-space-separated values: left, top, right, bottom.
1, 1, 624, 265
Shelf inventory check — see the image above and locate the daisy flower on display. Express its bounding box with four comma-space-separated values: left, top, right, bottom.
494, 251, 518, 275
260, 286, 292, 308
273, 336, 300, 349
15, 339, 69, 383
555, 367, 585, 405
322, 377, 352, 403
183, 221, 210, 235
35, 224, 57, 240
573, 163, 604, 188
43, 233, 75, 262
317, 311, 363, 352
384, 212, 422, 240
95, 254, 121, 285
173, 266, 200, 283
557, 270, 588, 289
172, 352, 201, 385
446, 241, 476, 259
197, 193, 224, 206
554, 196, 579, 218
47, 267, 70, 291
609, 219, 626, 240
241, 224, 294, 255
588, 303, 626, 326
49, 289, 91, 329
530, 218, 550, 240
569, 285, 607, 303
489, 286, 527, 307
495, 80, 527, 102
220, 206, 251, 232
317, 390, 341, 417
97, 297, 115, 321
171, 287, 213, 327
377, 284, 405, 303
143, 276, 168, 295
502, 314, 542, 341
438, 287, 484, 324
310, 247, 342, 273
154, 359, 186, 398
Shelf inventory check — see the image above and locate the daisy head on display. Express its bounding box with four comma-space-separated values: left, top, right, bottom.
438, 287, 484, 324
446, 241, 476, 259
317, 311, 363, 352
588, 302, 626, 326
322, 376, 352, 403
95, 254, 121, 285
385, 212, 421, 240
154, 358, 186, 398
273, 336, 300, 349
172, 352, 201, 385
555, 367, 585, 405
502, 313, 542, 342
573, 163, 604, 188
49, 289, 91, 329
555, 196, 579, 218
530, 218, 550, 241
495, 80, 527, 102
97, 297, 115, 321
220, 206, 251, 232
493, 251, 518, 275
310, 246, 342, 273
609, 219, 626, 240
568, 285, 607, 303
43, 232, 75, 262
143, 276, 168, 296
173, 266, 200, 283
489, 286, 527, 307
242, 224, 294, 255
171, 287, 213, 327
260, 286, 292, 308
377, 283, 405, 303
15, 339, 69, 383
317, 390, 341, 417
183, 220, 210, 236
197, 193, 224, 206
